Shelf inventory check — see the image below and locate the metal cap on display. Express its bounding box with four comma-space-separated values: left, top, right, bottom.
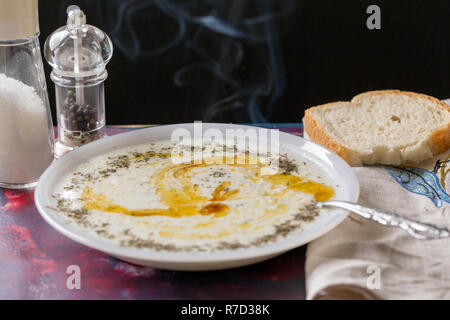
0, 0, 39, 41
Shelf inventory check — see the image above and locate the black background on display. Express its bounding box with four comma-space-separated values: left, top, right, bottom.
38, 0, 450, 124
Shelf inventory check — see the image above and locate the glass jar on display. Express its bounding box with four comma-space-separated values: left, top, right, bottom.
0, 0, 54, 188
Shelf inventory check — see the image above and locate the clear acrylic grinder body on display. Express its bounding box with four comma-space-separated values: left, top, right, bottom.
44, 6, 113, 158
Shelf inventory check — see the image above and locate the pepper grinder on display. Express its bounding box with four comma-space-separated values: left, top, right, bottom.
44, 5, 113, 158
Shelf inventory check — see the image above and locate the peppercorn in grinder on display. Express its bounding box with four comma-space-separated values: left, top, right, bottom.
44, 5, 113, 158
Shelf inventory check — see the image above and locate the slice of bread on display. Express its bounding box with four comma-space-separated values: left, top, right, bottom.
304, 90, 450, 166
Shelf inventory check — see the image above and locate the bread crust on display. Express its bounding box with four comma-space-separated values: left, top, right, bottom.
429, 122, 450, 154
304, 90, 450, 166
304, 101, 353, 164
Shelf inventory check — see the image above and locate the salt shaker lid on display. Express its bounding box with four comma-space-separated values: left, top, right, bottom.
43, 5, 113, 77
0, 0, 39, 41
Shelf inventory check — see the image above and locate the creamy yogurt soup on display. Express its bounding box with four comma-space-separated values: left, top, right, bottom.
51, 140, 338, 252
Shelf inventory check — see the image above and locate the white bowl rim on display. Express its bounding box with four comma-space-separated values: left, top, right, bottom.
35, 123, 359, 264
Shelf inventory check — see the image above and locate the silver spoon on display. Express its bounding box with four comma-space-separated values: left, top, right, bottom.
317, 200, 450, 240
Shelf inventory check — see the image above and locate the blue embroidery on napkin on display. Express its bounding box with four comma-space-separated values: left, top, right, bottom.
374, 163, 450, 208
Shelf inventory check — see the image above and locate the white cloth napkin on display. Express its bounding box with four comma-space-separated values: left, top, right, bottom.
305, 99, 450, 300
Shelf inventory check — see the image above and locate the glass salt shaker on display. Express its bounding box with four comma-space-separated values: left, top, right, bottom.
0, 0, 54, 188
44, 5, 113, 158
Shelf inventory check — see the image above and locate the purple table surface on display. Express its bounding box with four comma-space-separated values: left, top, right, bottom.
0, 124, 307, 300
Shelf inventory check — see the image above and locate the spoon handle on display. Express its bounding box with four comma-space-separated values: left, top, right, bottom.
317, 200, 450, 240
